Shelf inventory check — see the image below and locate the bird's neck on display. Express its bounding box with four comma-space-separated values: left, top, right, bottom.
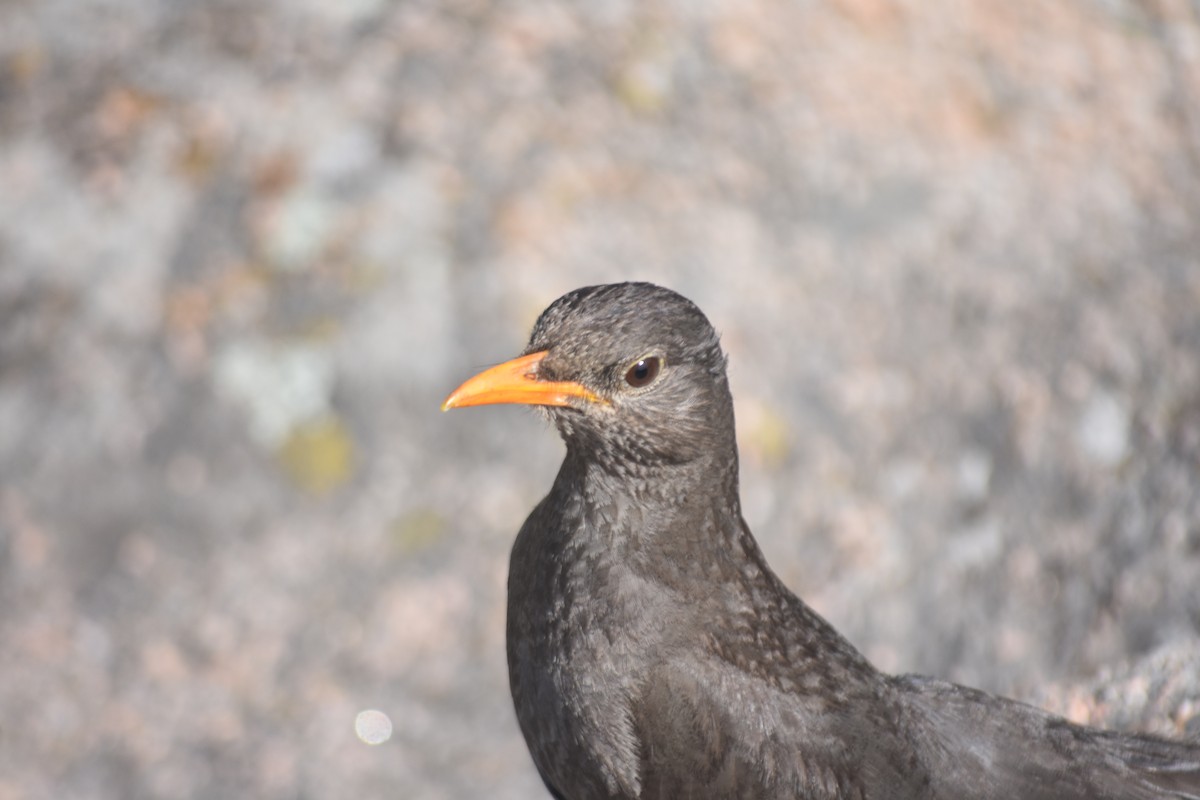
543, 438, 880, 682
557, 442, 746, 573
568, 438, 740, 509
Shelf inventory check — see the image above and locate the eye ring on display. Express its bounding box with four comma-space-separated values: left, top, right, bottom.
624, 356, 663, 388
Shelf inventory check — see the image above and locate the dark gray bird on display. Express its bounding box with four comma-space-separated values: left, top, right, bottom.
442, 282, 1200, 800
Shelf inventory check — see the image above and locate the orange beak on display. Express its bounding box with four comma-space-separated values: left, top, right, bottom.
441, 350, 601, 411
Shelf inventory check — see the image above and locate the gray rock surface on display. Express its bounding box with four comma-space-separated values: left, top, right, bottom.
1, 1, 1198, 797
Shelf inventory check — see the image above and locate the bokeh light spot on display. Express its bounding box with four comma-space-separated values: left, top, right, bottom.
354, 709, 393, 745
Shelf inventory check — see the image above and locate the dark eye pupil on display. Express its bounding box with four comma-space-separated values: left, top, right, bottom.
625, 357, 661, 388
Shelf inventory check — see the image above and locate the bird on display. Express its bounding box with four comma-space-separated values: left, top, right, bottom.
441, 282, 1200, 800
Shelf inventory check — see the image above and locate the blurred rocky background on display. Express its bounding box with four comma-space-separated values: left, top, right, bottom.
2, 0, 1199, 797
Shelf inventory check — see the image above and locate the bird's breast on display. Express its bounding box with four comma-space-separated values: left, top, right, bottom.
506, 503, 680, 798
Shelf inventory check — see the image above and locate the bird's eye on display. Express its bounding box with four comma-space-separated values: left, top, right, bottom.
624, 356, 662, 388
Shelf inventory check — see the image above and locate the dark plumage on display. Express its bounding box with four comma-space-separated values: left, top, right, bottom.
442, 282, 1200, 800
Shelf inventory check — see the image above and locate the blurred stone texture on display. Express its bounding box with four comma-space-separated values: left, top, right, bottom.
1, 0, 1199, 797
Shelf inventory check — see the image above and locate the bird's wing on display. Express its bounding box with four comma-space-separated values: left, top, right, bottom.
896, 674, 1200, 800
631, 656, 926, 800
1092, 728, 1200, 799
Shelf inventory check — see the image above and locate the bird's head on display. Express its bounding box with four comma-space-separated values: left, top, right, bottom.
443, 282, 735, 474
